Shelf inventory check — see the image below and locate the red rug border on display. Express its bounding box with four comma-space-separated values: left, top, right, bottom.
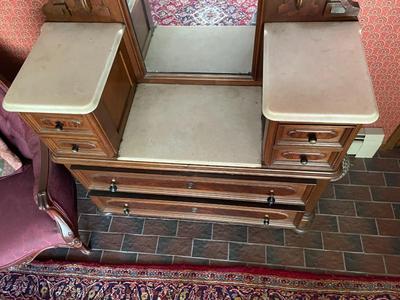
32, 259, 400, 283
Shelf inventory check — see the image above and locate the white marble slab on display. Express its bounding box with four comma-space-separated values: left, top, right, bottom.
118, 84, 262, 167
263, 22, 379, 124
3, 22, 125, 114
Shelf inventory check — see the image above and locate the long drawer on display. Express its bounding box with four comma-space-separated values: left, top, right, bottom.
72, 166, 317, 206
90, 191, 304, 228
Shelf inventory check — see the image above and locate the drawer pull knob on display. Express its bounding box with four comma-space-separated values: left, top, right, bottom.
300, 155, 308, 165
123, 204, 130, 216
267, 191, 276, 207
71, 144, 80, 153
187, 182, 195, 189
55, 121, 64, 131
308, 133, 317, 144
109, 179, 118, 193
264, 215, 270, 226
295, 0, 303, 9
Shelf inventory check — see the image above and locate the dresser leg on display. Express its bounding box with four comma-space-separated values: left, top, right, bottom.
295, 211, 315, 234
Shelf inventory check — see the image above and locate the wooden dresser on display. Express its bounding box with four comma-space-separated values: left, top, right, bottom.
3, 0, 378, 233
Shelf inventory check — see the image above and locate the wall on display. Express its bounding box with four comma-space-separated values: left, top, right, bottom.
0, 0, 399, 140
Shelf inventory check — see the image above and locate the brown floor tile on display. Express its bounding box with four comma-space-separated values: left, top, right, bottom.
78, 214, 112, 232
67, 249, 102, 263
334, 174, 350, 185
143, 219, 177, 236
213, 224, 247, 242
177, 221, 212, 239
209, 260, 245, 267
309, 215, 338, 232
393, 204, 400, 219
285, 230, 322, 249
78, 231, 91, 245
364, 158, 400, 172
173, 256, 209, 265
109, 217, 144, 234
338, 216, 378, 235
137, 254, 172, 264
77, 200, 97, 214
322, 233, 362, 252
122, 235, 158, 253
384, 255, 400, 275
377, 219, 400, 236
319, 199, 356, 216
248, 227, 284, 245
305, 249, 344, 270
370, 187, 400, 202
320, 183, 335, 199
192, 240, 228, 260
379, 150, 400, 159
349, 156, 366, 171
362, 236, 400, 255
334, 185, 371, 201
37, 248, 69, 261
266, 246, 304, 267
344, 253, 386, 274
157, 237, 192, 256
101, 251, 137, 264
229, 243, 265, 263
356, 202, 395, 218
349, 171, 385, 186
76, 183, 89, 199
90, 232, 124, 251
384, 173, 400, 187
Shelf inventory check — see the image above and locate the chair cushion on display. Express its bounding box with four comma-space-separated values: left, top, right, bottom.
0, 164, 64, 270
0, 137, 22, 178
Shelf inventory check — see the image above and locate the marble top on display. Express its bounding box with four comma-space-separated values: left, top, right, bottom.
263, 22, 379, 124
3, 22, 125, 114
118, 84, 262, 167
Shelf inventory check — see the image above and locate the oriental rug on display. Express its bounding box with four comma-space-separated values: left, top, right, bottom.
148, 0, 258, 26
1, 262, 400, 299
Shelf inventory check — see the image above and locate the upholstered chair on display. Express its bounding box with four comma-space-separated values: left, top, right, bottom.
0, 76, 89, 270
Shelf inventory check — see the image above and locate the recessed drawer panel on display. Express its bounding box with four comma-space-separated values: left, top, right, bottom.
271, 148, 340, 170
26, 113, 95, 136
276, 124, 354, 147
43, 137, 110, 158
90, 192, 304, 228
73, 167, 317, 206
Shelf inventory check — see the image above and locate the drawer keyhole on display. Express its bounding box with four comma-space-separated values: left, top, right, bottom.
55, 121, 64, 131
187, 182, 195, 189
71, 144, 80, 153
267, 190, 276, 207
300, 155, 308, 165
308, 133, 317, 144
264, 215, 270, 226
109, 179, 118, 193
123, 204, 130, 216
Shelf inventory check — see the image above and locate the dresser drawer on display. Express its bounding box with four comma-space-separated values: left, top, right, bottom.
265, 0, 325, 21
271, 147, 340, 170
43, 137, 112, 158
24, 113, 95, 136
90, 192, 304, 228
276, 124, 354, 148
72, 167, 316, 206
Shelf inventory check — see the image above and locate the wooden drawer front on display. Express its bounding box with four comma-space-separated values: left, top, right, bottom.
74, 168, 315, 205
276, 124, 353, 148
271, 148, 340, 170
26, 113, 94, 136
43, 137, 110, 158
91, 193, 303, 228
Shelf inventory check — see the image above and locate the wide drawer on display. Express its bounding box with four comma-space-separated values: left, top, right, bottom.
43, 137, 111, 158
271, 147, 340, 170
276, 124, 354, 148
24, 113, 95, 136
72, 166, 317, 206
90, 191, 304, 228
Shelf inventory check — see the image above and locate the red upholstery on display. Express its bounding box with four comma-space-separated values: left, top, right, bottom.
0, 78, 78, 269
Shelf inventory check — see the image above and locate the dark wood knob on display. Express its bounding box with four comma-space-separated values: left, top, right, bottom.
264, 215, 270, 226
187, 182, 195, 189
123, 204, 130, 216
71, 144, 79, 153
109, 179, 117, 193
308, 133, 317, 144
55, 121, 64, 131
267, 191, 276, 207
300, 155, 308, 165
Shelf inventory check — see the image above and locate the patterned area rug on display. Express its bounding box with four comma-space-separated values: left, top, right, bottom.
148, 0, 258, 26
0, 262, 399, 299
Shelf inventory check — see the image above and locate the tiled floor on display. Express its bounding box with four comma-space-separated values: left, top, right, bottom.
39, 150, 400, 276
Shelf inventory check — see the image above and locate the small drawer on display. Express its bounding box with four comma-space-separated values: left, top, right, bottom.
271, 148, 340, 170
265, 0, 325, 21
276, 124, 353, 148
43, 137, 112, 158
90, 192, 304, 228
24, 113, 95, 136
72, 167, 317, 206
